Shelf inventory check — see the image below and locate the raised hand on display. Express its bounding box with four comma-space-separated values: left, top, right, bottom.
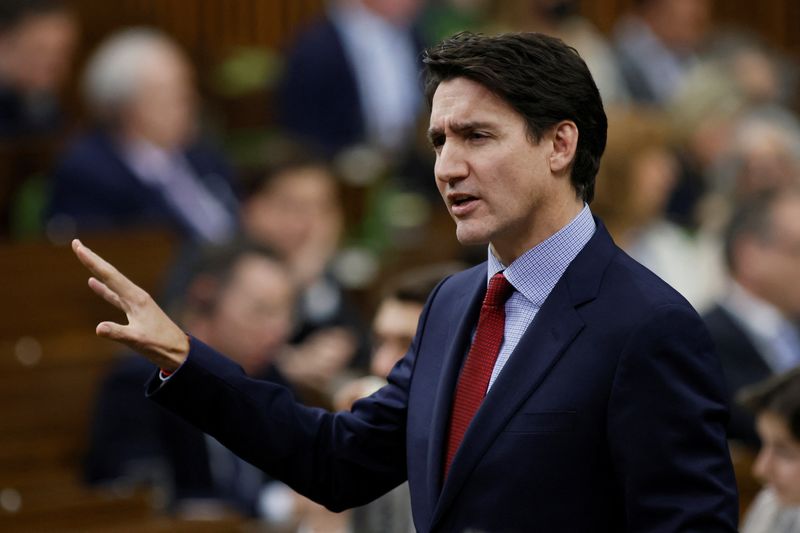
72, 239, 189, 371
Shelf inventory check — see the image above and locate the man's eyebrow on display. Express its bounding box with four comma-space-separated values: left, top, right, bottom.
426, 121, 495, 143
426, 127, 443, 144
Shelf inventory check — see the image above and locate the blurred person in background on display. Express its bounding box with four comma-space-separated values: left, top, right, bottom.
665, 32, 797, 228
278, 0, 426, 158
0, 0, 77, 138
46, 28, 238, 243
704, 188, 800, 448
613, 0, 712, 106
592, 109, 724, 311
738, 369, 800, 533
86, 240, 303, 521
240, 147, 368, 398
488, 0, 630, 106
700, 109, 800, 233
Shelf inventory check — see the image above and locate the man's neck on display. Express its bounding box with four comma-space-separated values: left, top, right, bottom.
491, 198, 584, 265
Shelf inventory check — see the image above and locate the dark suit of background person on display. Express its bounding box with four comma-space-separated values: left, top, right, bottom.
704, 305, 772, 447
277, 0, 425, 157
47, 130, 238, 241
146, 218, 737, 532
85, 355, 294, 517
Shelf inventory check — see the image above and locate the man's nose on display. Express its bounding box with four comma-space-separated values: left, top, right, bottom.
434, 142, 469, 185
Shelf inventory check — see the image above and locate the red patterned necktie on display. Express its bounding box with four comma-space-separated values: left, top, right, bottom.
444, 272, 514, 478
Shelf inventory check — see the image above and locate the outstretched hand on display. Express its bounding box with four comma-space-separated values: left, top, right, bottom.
72, 239, 189, 371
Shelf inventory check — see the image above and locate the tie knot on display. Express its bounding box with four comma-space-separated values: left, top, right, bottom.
484, 272, 513, 308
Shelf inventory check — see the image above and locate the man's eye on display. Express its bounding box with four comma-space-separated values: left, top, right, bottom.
469, 132, 488, 141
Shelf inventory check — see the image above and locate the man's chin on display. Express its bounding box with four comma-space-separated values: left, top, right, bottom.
454, 227, 490, 247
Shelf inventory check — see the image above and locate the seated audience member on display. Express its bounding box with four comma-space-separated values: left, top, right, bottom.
0, 0, 77, 137
47, 28, 238, 242
334, 263, 463, 533
241, 148, 368, 393
85, 240, 297, 518
592, 110, 724, 311
738, 369, 800, 532
704, 188, 800, 448
703, 109, 800, 233
613, 0, 711, 106
278, 0, 426, 157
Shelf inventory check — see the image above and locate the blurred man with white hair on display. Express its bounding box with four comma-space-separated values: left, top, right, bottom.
47, 28, 238, 242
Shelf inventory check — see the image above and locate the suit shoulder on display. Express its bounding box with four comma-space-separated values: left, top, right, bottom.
55, 131, 123, 178
604, 248, 697, 315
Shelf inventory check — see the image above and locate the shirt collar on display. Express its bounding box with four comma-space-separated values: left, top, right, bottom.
487, 204, 596, 307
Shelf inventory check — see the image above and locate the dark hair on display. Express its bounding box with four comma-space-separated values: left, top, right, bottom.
240, 139, 339, 201
0, 0, 68, 31
422, 31, 607, 203
738, 368, 800, 441
171, 239, 288, 317
382, 262, 465, 306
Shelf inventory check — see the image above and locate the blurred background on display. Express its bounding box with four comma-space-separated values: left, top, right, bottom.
0, 0, 799, 531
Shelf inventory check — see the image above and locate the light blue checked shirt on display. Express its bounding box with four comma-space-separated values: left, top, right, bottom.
485, 204, 596, 391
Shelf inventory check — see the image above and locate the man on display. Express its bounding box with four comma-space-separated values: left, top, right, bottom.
47, 28, 238, 243
73, 32, 738, 531
613, 0, 711, 105
85, 241, 298, 517
278, 0, 425, 156
0, 0, 77, 137
704, 188, 800, 448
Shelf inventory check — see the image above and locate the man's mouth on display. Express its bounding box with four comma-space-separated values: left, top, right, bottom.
449, 194, 479, 216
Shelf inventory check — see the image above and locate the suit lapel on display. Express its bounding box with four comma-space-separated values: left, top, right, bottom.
425, 268, 486, 509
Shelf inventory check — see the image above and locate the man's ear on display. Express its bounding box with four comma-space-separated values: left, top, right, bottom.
549, 121, 579, 175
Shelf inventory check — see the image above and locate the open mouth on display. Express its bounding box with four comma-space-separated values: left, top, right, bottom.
452, 195, 477, 207
449, 195, 479, 216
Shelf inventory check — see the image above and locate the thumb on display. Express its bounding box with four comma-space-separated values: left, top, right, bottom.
96, 321, 129, 342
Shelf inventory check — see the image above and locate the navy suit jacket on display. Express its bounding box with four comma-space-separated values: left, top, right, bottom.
148, 222, 738, 532
47, 130, 238, 240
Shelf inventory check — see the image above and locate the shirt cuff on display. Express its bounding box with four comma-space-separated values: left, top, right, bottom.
257, 482, 296, 523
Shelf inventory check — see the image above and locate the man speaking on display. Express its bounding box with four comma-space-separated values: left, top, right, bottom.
73, 32, 738, 531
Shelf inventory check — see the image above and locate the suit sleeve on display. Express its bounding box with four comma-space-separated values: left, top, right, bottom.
607, 304, 739, 532
143, 286, 444, 512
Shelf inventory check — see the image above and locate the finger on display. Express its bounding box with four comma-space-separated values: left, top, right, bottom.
88, 277, 126, 312
72, 239, 141, 301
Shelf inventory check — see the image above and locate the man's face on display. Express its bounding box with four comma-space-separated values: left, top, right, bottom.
125, 46, 196, 149
370, 298, 423, 378
206, 255, 294, 375
429, 77, 565, 263
754, 411, 800, 505
0, 11, 77, 93
744, 195, 800, 318
242, 167, 342, 260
